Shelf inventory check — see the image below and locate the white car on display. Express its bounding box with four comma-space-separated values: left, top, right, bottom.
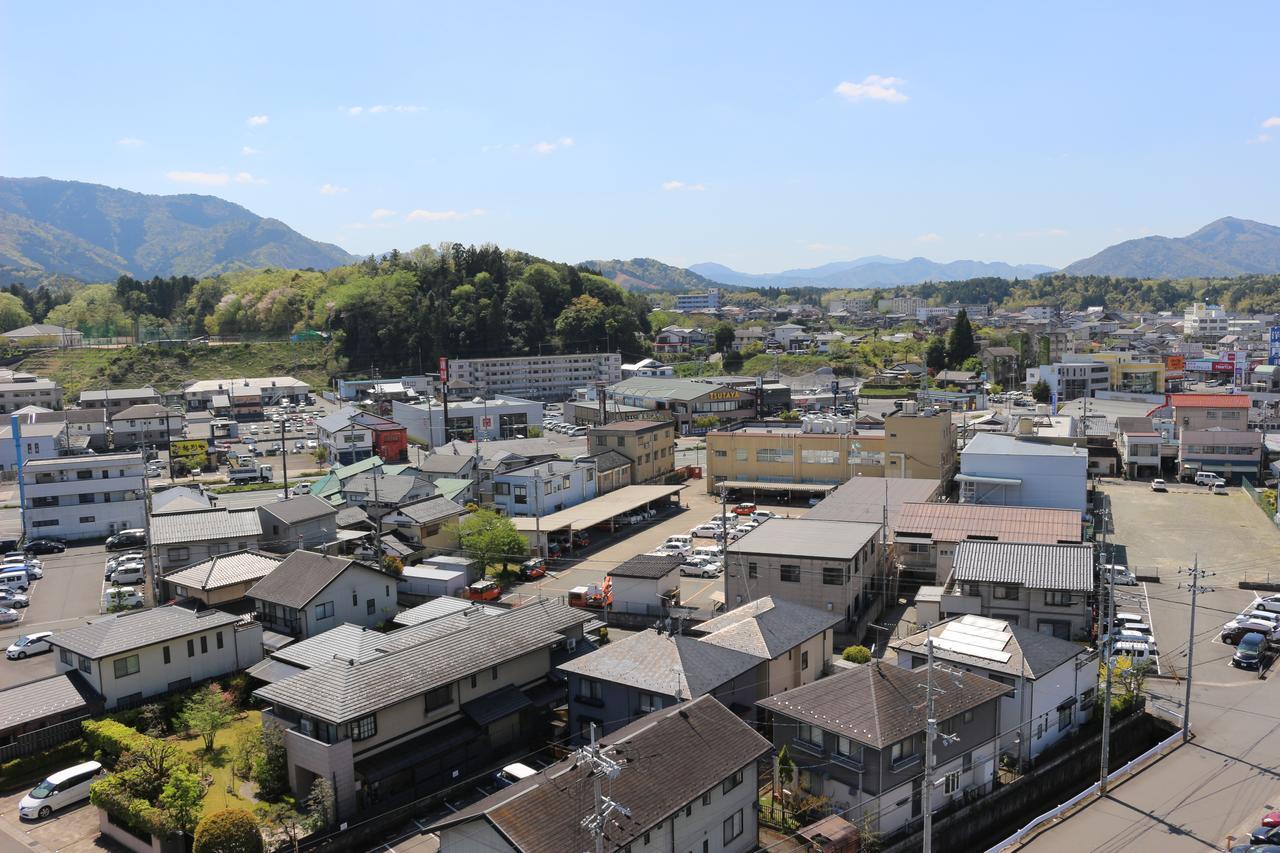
749, 511, 779, 524
679, 556, 721, 578
0, 607, 19, 624
7, 631, 53, 659
104, 587, 144, 609
19, 761, 103, 820
106, 552, 144, 577
646, 547, 683, 558
1103, 564, 1137, 586
0, 591, 30, 608
690, 523, 723, 537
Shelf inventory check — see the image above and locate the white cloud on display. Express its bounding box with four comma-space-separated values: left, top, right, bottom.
1263, 117, 1280, 128
1016, 227, 1069, 238
662, 180, 707, 192
406, 208, 485, 222
235, 172, 266, 185
1249, 133, 1272, 145
241, 146, 261, 156
533, 137, 574, 154
166, 170, 230, 186
319, 184, 349, 195
834, 75, 908, 103
246, 115, 269, 126
370, 208, 397, 220
915, 232, 942, 243
115, 137, 144, 147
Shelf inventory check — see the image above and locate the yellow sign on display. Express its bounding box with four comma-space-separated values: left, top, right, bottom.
707, 391, 740, 401
170, 439, 207, 459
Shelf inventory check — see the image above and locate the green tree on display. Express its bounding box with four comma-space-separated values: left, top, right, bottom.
45, 284, 132, 336
158, 766, 204, 835
960, 355, 983, 373
925, 337, 948, 372
256, 803, 306, 853
842, 645, 871, 664
713, 322, 735, 352
180, 684, 235, 752
252, 724, 290, 801
194, 808, 263, 853
304, 777, 335, 832
946, 309, 977, 367
692, 414, 720, 430
1031, 378, 1052, 403
554, 294, 608, 351
459, 509, 528, 572
723, 349, 744, 373
0, 292, 32, 331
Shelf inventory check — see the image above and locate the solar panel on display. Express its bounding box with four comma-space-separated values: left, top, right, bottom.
944, 622, 1012, 648
939, 627, 1010, 652
931, 636, 1013, 664
959, 614, 1011, 631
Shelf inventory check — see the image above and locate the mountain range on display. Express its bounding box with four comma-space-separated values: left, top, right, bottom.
1060, 217, 1280, 278
0, 177, 355, 282
580, 258, 728, 294
689, 257, 1057, 289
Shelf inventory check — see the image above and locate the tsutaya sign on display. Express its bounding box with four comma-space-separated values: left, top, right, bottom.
706, 390, 741, 401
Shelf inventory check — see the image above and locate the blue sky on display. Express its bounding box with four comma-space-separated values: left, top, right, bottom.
3, 2, 1278, 272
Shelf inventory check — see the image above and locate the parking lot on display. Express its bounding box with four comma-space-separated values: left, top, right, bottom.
0, 784, 106, 853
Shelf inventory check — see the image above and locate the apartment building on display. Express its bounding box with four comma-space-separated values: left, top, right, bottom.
49, 606, 262, 710
587, 419, 676, 484
109, 404, 184, 450
676, 289, 722, 312
432, 695, 769, 853
182, 376, 310, 411
877, 296, 926, 314
0, 379, 63, 414
1184, 302, 1230, 339
1170, 393, 1260, 482
252, 601, 592, 819
22, 452, 147, 541
724, 518, 884, 633
1, 420, 67, 472
491, 459, 598, 517
705, 403, 953, 494
447, 353, 622, 402
79, 386, 162, 414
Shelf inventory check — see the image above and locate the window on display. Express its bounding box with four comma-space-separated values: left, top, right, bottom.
1045, 590, 1075, 607
424, 684, 453, 713
822, 565, 845, 586
993, 585, 1020, 600
79, 493, 95, 504
78, 655, 91, 674
514, 485, 528, 505
734, 448, 747, 461
963, 709, 974, 724
1058, 706, 1072, 732
890, 737, 919, 766
187, 639, 195, 657
756, 448, 794, 463
494, 482, 510, 496
200, 636, 208, 654
163, 646, 171, 665
748, 562, 757, 579
780, 564, 800, 583
835, 736, 862, 766
944, 770, 961, 795
702, 791, 711, 806
722, 768, 744, 794
801, 650, 809, 670
491, 666, 498, 680
60, 648, 72, 665
352, 591, 358, 607
166, 546, 190, 563
352, 714, 377, 741
638, 693, 663, 713
79, 515, 95, 524
216, 632, 224, 650
801, 449, 840, 464
365, 598, 376, 615
714, 449, 727, 458
578, 678, 604, 704
113, 655, 140, 678
315, 601, 335, 620
796, 723, 823, 750
723, 809, 744, 844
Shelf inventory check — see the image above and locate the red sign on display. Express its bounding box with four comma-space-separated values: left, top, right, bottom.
438, 356, 449, 383
481, 416, 492, 429
1211, 361, 1234, 372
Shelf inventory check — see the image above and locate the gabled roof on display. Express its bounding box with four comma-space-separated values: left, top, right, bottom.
1170, 393, 1250, 409
50, 606, 242, 660
893, 502, 1082, 545
557, 629, 761, 698
607, 553, 682, 580
161, 549, 284, 592
112, 403, 175, 421
246, 551, 375, 610
389, 495, 467, 525
890, 615, 1089, 679
257, 495, 339, 526
150, 507, 263, 545
952, 540, 1094, 592
0, 672, 102, 732
587, 450, 632, 472
690, 597, 840, 659
151, 487, 213, 515
79, 386, 158, 402
429, 695, 770, 852
342, 471, 431, 505
757, 661, 1010, 749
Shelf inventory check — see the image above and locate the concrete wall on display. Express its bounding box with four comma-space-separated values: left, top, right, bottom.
301, 570, 397, 637
960, 450, 1088, 513
724, 541, 881, 632
281, 718, 359, 820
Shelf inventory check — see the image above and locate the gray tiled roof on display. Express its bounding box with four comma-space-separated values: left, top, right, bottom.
253, 600, 590, 722
245, 551, 374, 610
416, 453, 476, 475
952, 541, 1094, 592
690, 596, 840, 659
80, 387, 158, 402
150, 508, 263, 545
161, 550, 284, 592
391, 496, 467, 524
757, 662, 1010, 749
342, 472, 431, 504
50, 606, 242, 660
805, 477, 941, 527
152, 487, 213, 515
0, 672, 101, 731
270, 623, 392, 669
587, 449, 632, 472
257, 494, 338, 525
608, 553, 682, 580
393, 597, 497, 627
890, 616, 1089, 679
557, 630, 761, 698
430, 695, 770, 852
728, 518, 881, 560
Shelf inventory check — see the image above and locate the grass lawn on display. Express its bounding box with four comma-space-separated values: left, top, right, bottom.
172, 710, 262, 817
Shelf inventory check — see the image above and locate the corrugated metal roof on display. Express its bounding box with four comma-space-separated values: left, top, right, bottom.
0, 672, 100, 731
728, 518, 880, 560
1170, 393, 1250, 409
161, 550, 283, 591
607, 377, 742, 402
607, 553, 682, 580
150, 507, 263, 545
893, 502, 1082, 545
952, 540, 1094, 591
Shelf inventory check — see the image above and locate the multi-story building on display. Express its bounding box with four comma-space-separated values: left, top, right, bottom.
257, 496, 339, 552
653, 326, 710, 354
149, 507, 264, 572
22, 452, 147, 541
447, 353, 621, 402
1183, 302, 1230, 339
316, 407, 410, 465
79, 386, 162, 414
587, 420, 676, 484
957, 434, 1088, 513
391, 395, 544, 446
181, 377, 310, 411
491, 459, 598, 517
605, 377, 755, 434
1025, 359, 1110, 401
619, 357, 675, 378
877, 296, 926, 315
724, 518, 883, 633
1170, 393, 1261, 483
109, 404, 184, 450
33, 408, 108, 451
247, 551, 396, 639
675, 289, 722, 312
1090, 352, 1167, 394
705, 403, 954, 494
0, 379, 63, 414
1, 420, 67, 471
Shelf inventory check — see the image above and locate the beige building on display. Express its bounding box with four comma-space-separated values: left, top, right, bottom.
449, 352, 621, 401
705, 404, 953, 494
160, 550, 284, 607
587, 419, 676, 484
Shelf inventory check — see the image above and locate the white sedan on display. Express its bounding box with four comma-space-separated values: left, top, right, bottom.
690, 523, 723, 538
679, 557, 722, 578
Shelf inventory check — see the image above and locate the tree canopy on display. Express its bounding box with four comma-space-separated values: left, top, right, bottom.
459, 508, 528, 571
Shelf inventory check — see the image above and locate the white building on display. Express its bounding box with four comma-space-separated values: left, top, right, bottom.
958, 434, 1088, 513
182, 376, 310, 410
79, 387, 162, 414
1024, 360, 1109, 401
316, 407, 374, 464
620, 358, 675, 378
391, 395, 544, 447
0, 379, 63, 414
1, 420, 66, 471
22, 452, 147, 541
448, 353, 621, 401
1183, 303, 1230, 339
109, 404, 184, 450
675, 289, 722, 312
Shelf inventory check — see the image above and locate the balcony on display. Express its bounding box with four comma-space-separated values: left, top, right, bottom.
831, 752, 865, 773
890, 753, 921, 772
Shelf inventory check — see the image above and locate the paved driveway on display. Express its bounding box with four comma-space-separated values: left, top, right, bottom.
0, 785, 112, 853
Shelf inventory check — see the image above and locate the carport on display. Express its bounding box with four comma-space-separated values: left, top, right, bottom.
718, 480, 838, 501
512, 483, 687, 556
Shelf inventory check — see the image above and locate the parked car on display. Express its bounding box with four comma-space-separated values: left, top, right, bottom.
1251, 825, 1280, 844
104, 587, 144, 609
1234, 631, 1270, 669
106, 529, 147, 551
679, 556, 721, 578
24, 539, 65, 554
18, 761, 104, 820
732, 502, 757, 516
7, 631, 53, 659
664, 535, 693, 555
518, 558, 547, 580
1150, 479, 1167, 492
1103, 563, 1138, 586
1212, 482, 1228, 495
465, 579, 502, 602
1261, 811, 1280, 828
0, 607, 21, 624
749, 510, 779, 523
1221, 620, 1276, 645
690, 523, 723, 537
493, 762, 537, 789
109, 563, 147, 585
0, 590, 30, 608
1230, 610, 1280, 629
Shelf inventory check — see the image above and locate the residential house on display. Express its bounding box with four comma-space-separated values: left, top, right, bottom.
21, 452, 146, 541
341, 471, 435, 519
1, 419, 66, 471
247, 550, 396, 639
431, 695, 769, 853
316, 407, 375, 464
587, 419, 676, 484
941, 541, 1094, 640
49, 606, 263, 709
32, 407, 108, 451
724, 519, 883, 633
0, 673, 103, 758
182, 377, 310, 411
733, 327, 767, 351
980, 347, 1020, 390
560, 596, 839, 739
109, 403, 184, 450
607, 553, 684, 617
654, 326, 710, 354
257, 495, 339, 552
379, 496, 467, 555
891, 502, 1083, 585
587, 450, 632, 495
620, 357, 675, 378
252, 600, 593, 817
491, 459, 598, 517
957, 434, 1088, 513
770, 323, 811, 352
758, 662, 1009, 837
79, 386, 162, 414
151, 486, 215, 515
160, 550, 285, 608
0, 379, 63, 415
150, 507, 264, 573
891, 615, 1096, 765
1, 323, 84, 348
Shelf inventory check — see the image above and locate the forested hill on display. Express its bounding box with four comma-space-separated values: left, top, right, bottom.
1061, 217, 1280, 278
0, 177, 356, 281
583, 257, 728, 293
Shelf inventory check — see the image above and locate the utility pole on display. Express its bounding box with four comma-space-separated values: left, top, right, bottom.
1181, 555, 1212, 743
279, 417, 289, 496
576, 722, 629, 853
920, 634, 958, 853
1099, 525, 1116, 793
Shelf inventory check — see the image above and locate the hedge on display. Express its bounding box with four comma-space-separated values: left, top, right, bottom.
82, 720, 159, 767
0, 738, 88, 784
90, 772, 167, 838
194, 809, 263, 853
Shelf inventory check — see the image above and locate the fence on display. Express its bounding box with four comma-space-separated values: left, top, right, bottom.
1242, 477, 1277, 524
0, 715, 89, 763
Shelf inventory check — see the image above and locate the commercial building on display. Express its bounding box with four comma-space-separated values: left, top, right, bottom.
1025, 360, 1110, 401
587, 419, 676, 484
957, 434, 1088, 513
1183, 302, 1230, 339
605, 377, 756, 434
447, 353, 621, 402
1171, 393, 1261, 482
317, 407, 409, 465
491, 459, 599, 517
1090, 352, 1167, 394
22, 452, 147, 541
181, 376, 310, 411
431, 695, 768, 853
247, 551, 396, 639
79, 387, 162, 414
675, 289, 722, 312
724, 518, 884, 633
391, 395, 544, 446
49, 606, 262, 710
705, 404, 954, 495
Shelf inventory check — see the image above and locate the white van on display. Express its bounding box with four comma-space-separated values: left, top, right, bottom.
1110, 641, 1157, 663
0, 569, 30, 593
7, 631, 53, 659
692, 545, 724, 562
110, 563, 146, 586
18, 761, 103, 819
1194, 472, 1223, 486
1253, 596, 1280, 615
1112, 629, 1157, 650
493, 762, 537, 788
